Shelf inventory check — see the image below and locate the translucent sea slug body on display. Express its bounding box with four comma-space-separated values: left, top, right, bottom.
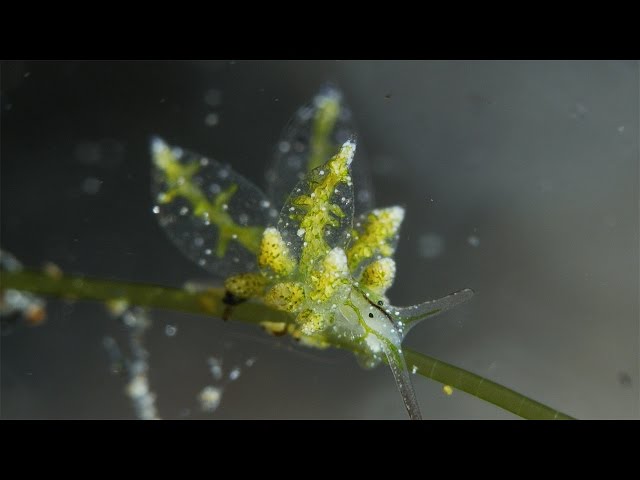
151, 87, 473, 420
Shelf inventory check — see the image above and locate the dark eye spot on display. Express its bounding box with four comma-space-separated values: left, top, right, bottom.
368, 312, 374, 318
377, 300, 383, 306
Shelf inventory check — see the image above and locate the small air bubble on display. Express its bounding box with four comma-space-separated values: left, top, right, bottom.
319, 170, 325, 175
164, 324, 177, 337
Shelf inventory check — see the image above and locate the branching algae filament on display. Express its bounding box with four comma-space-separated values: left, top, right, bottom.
151, 86, 473, 420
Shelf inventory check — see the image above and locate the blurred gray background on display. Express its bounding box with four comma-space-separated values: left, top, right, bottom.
1, 60, 638, 419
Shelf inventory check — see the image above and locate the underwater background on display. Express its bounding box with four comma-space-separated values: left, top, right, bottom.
1, 60, 638, 419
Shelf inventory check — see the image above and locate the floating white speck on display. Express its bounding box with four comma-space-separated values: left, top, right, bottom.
218, 168, 229, 179
418, 233, 444, 259
203, 88, 222, 107
205, 248, 212, 255
204, 113, 219, 127
152, 206, 160, 214
278, 141, 291, 153
467, 235, 480, 247
81, 177, 102, 195
222, 204, 228, 211
229, 367, 241, 381
319, 170, 325, 175
297, 228, 306, 237
179, 206, 189, 216
199, 386, 222, 413
260, 200, 271, 208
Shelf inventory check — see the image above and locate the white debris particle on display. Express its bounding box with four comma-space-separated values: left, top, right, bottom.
617, 125, 625, 134
297, 228, 306, 237
467, 235, 480, 247
245, 357, 257, 368
199, 386, 222, 413
81, 177, 102, 195
411, 365, 418, 374
222, 204, 228, 211
208, 357, 223, 381
204, 112, 219, 127
229, 367, 241, 381
152, 205, 160, 214
164, 324, 178, 337
179, 206, 189, 216
278, 141, 291, 153
203, 88, 222, 107
418, 233, 444, 259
